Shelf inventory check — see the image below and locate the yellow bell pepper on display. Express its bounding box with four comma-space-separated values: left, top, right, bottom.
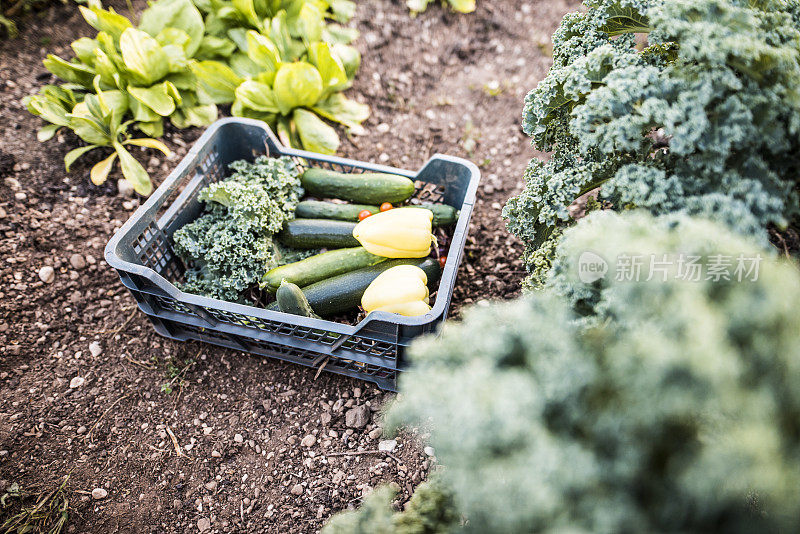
352, 207, 433, 258
361, 265, 431, 316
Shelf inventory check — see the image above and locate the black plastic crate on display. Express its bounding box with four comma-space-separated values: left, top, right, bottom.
104, 118, 479, 390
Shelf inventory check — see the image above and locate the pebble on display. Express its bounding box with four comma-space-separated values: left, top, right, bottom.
376, 123, 390, 134
378, 153, 390, 163
211, 450, 221, 458
0, 206, 6, 218
69, 376, 85, 389
197, 518, 211, 532
424, 446, 435, 457
122, 200, 137, 210
69, 253, 86, 270
378, 439, 397, 453
234, 433, 244, 443
368, 427, 383, 440
117, 178, 135, 198
91, 488, 108, 500
345, 405, 371, 429
89, 342, 102, 357
301, 435, 316, 447
76, 426, 87, 435
290, 484, 303, 496
14, 192, 26, 201
204, 480, 217, 491
38, 266, 54, 284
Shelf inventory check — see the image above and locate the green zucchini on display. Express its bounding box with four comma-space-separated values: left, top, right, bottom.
261, 247, 386, 292
295, 200, 379, 221
277, 219, 359, 249
275, 281, 321, 319
301, 168, 415, 204
267, 258, 441, 317
420, 203, 459, 227
295, 200, 459, 227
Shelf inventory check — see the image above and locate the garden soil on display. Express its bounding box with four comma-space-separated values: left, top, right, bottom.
0, 0, 574, 531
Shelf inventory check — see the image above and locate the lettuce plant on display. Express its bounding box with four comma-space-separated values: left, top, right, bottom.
194, 0, 358, 60
407, 0, 475, 14
326, 211, 800, 533
191, 0, 366, 154
193, 34, 367, 154
24, 0, 214, 194
503, 0, 800, 287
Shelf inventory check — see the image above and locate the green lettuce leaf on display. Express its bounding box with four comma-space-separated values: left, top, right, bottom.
307, 42, 348, 96
191, 60, 243, 104
272, 62, 323, 115
235, 79, 279, 113
139, 0, 205, 57
293, 108, 339, 154
119, 28, 170, 85
312, 92, 368, 132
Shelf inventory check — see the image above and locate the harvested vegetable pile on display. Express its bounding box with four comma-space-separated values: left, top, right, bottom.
173, 155, 308, 301
172, 157, 460, 322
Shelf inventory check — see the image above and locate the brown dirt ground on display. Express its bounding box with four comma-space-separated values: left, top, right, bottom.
0, 0, 574, 532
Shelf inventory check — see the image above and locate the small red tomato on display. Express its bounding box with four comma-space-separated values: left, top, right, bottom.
380, 202, 393, 212
358, 210, 372, 221
438, 256, 447, 268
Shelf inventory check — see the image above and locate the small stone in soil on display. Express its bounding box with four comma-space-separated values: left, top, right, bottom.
69, 376, 85, 389
345, 405, 370, 429
38, 266, 54, 284
91, 488, 108, 500
197, 518, 211, 532
290, 484, 303, 496
424, 446, 435, 457
234, 433, 244, 443
89, 342, 102, 357
301, 435, 316, 447
117, 178, 134, 198
378, 439, 397, 453
69, 253, 86, 270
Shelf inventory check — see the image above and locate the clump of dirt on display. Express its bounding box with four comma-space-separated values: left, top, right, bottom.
0, 0, 573, 531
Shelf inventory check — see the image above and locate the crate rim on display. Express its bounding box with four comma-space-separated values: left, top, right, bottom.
104, 117, 479, 336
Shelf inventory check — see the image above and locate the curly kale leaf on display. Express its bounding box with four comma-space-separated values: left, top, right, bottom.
368, 212, 800, 534
173, 155, 304, 302
323, 477, 458, 534
506, 0, 800, 280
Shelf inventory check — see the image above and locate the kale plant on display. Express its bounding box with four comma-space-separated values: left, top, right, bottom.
504, 0, 800, 287
328, 211, 800, 533
173, 155, 305, 301
323, 479, 458, 534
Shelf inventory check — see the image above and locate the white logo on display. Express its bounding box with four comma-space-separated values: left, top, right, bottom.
578, 251, 608, 283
